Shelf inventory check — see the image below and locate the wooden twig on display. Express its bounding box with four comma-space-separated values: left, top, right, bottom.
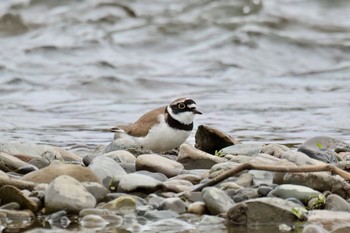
192, 163, 350, 192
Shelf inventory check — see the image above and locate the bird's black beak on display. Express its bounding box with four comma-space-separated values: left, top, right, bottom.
192, 108, 202, 114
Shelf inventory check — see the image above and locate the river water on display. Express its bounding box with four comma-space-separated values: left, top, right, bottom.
0, 0, 350, 148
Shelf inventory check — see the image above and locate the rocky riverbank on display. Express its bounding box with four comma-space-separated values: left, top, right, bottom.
0, 125, 350, 233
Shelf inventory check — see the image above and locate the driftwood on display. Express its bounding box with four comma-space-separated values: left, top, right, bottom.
192, 163, 350, 192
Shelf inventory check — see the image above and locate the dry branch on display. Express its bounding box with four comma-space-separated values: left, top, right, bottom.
192, 163, 350, 192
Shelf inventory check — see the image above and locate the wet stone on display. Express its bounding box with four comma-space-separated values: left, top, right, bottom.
257, 185, 274, 197
45, 175, 97, 214
101, 196, 137, 215
88, 156, 127, 188
160, 197, 188, 214
80, 214, 109, 228
82, 182, 110, 202
271, 184, 321, 204
195, 125, 239, 154
324, 194, 350, 212
144, 209, 179, 220
103, 134, 141, 153
188, 201, 207, 216
202, 187, 235, 215
227, 197, 305, 226
147, 194, 165, 209
0, 185, 39, 212
163, 179, 193, 193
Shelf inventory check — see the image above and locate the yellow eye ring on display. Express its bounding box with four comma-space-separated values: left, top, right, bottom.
178, 103, 186, 109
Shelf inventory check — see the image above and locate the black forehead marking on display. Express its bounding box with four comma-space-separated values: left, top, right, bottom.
184, 99, 195, 105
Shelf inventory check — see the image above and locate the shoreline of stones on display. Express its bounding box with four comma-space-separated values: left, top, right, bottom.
0, 125, 350, 233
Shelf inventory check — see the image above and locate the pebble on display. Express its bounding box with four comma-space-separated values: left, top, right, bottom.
163, 179, 193, 193
281, 150, 325, 166
298, 146, 339, 163
202, 187, 235, 215
0, 185, 40, 212
160, 197, 188, 214
82, 182, 110, 202
221, 144, 263, 156
144, 210, 179, 220
136, 154, 184, 177
101, 196, 137, 214
88, 156, 127, 187
324, 194, 350, 212
260, 144, 290, 158
117, 173, 163, 193
194, 125, 239, 154
227, 197, 306, 225
188, 201, 207, 215
103, 150, 136, 163
45, 175, 96, 214
80, 214, 109, 228
21, 164, 101, 184
271, 184, 321, 204
177, 144, 227, 169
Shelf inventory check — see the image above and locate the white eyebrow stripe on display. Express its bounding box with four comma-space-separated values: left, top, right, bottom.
187, 104, 196, 108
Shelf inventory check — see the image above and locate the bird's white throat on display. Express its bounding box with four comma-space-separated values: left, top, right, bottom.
167, 106, 195, 125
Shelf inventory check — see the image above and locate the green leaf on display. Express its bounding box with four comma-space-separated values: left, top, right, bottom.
316, 143, 323, 149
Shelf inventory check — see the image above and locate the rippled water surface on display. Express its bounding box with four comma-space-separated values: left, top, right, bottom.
1, 0, 350, 148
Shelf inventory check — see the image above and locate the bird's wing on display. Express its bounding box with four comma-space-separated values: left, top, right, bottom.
126, 106, 166, 137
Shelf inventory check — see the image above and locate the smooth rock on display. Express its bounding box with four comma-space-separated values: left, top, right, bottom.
161, 197, 187, 214
298, 145, 338, 163
227, 197, 305, 225
117, 173, 163, 193
260, 144, 290, 158
144, 210, 179, 220
169, 174, 202, 185
271, 184, 321, 204
88, 156, 127, 187
177, 144, 227, 169
104, 133, 142, 153
0, 185, 39, 212
283, 172, 350, 199
135, 170, 168, 181
136, 154, 184, 178
101, 196, 136, 214
307, 210, 350, 232
0, 141, 81, 161
45, 175, 96, 214
324, 194, 350, 212
163, 179, 193, 193
188, 201, 207, 215
70, 144, 106, 158
235, 173, 254, 187
198, 215, 226, 231
229, 188, 259, 203
119, 162, 136, 173
147, 194, 165, 209
195, 125, 239, 154
202, 187, 235, 215
302, 224, 330, 233
80, 214, 109, 228
146, 218, 195, 232
302, 136, 350, 151
21, 164, 101, 184
221, 144, 263, 156
281, 150, 325, 166
0, 152, 33, 172
257, 185, 274, 197
103, 150, 136, 163
82, 182, 110, 202
209, 162, 240, 179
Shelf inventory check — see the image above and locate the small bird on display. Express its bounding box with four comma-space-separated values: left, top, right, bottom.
108, 97, 202, 152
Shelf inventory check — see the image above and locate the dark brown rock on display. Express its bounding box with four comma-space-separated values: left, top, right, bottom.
195, 125, 239, 154
0, 185, 40, 212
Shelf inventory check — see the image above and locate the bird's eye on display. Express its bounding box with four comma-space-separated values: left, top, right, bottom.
178, 103, 186, 109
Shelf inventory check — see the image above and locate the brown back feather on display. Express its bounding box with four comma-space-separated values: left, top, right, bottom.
119, 106, 166, 137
